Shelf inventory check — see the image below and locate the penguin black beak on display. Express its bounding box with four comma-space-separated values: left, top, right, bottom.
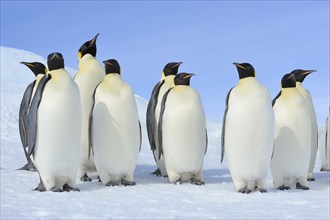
233, 62, 246, 70
20, 61, 33, 67
303, 70, 317, 75
102, 60, 113, 66
90, 33, 100, 46
172, 62, 183, 68
184, 73, 195, 79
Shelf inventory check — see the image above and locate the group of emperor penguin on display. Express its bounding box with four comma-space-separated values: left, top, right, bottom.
18, 33, 327, 193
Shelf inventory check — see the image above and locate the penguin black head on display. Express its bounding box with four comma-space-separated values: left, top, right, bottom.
78, 33, 99, 59
163, 62, 183, 77
103, 59, 121, 75
20, 62, 47, 77
174, 72, 195, 86
47, 52, 64, 71
281, 73, 296, 88
291, 69, 316, 83
233, 62, 256, 79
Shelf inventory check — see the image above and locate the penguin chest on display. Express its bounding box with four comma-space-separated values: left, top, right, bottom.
162, 88, 206, 173
225, 85, 274, 179
92, 81, 140, 174
35, 76, 82, 177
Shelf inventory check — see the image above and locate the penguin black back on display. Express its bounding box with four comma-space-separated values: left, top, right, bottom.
47, 52, 64, 71
20, 62, 47, 77
291, 69, 316, 83
174, 72, 194, 86
233, 62, 255, 79
103, 59, 121, 75
78, 33, 99, 59
163, 62, 183, 77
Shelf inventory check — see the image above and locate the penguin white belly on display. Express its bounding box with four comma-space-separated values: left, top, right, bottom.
92, 77, 139, 184
153, 77, 174, 176
225, 86, 274, 190
162, 87, 206, 182
74, 67, 104, 176
34, 75, 81, 190
271, 93, 311, 188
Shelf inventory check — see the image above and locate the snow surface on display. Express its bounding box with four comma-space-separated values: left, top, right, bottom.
1, 46, 329, 219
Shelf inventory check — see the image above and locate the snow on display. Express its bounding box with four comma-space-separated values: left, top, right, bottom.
1, 46, 329, 219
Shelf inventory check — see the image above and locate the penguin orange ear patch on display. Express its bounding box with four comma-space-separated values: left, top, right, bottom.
78, 52, 82, 60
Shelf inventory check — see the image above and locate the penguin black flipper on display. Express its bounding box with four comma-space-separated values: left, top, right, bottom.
146, 80, 164, 151
158, 88, 173, 160
221, 87, 233, 163
205, 129, 208, 155
272, 91, 282, 107
27, 74, 52, 157
19, 81, 36, 161
139, 120, 142, 152
88, 83, 100, 159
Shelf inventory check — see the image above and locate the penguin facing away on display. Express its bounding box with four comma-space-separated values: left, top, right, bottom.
28, 52, 82, 192
74, 33, 105, 182
90, 59, 141, 186
18, 62, 47, 171
158, 72, 207, 185
271, 73, 311, 190
146, 62, 182, 177
221, 62, 274, 194
292, 69, 318, 181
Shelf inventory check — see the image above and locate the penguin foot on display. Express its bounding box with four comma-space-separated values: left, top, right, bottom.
50, 187, 63, 192
307, 177, 315, 181
34, 182, 46, 192
105, 181, 119, 187
191, 178, 205, 186
277, 185, 291, 190
296, 183, 309, 190
121, 179, 136, 186
80, 173, 92, 182
238, 188, 252, 194
320, 167, 326, 172
97, 175, 101, 182
17, 162, 36, 172
151, 168, 162, 176
255, 187, 267, 193
63, 184, 80, 192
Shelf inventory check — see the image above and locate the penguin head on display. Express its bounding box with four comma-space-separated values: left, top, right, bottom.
174, 72, 195, 86
281, 73, 296, 88
78, 33, 99, 60
20, 62, 47, 77
233, 62, 256, 79
103, 59, 121, 75
162, 62, 183, 77
291, 69, 316, 83
47, 52, 64, 71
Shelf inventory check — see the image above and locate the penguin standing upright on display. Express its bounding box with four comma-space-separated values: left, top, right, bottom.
271, 73, 311, 190
146, 62, 182, 177
221, 62, 274, 193
90, 59, 141, 186
18, 62, 47, 171
158, 72, 207, 185
292, 69, 317, 181
74, 34, 105, 181
28, 52, 82, 192
326, 114, 330, 171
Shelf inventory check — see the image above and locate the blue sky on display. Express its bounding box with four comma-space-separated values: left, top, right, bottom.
1, 1, 329, 123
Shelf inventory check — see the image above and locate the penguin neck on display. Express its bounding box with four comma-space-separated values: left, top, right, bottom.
78, 54, 103, 73
163, 75, 176, 83
105, 73, 121, 80
281, 87, 299, 96
237, 76, 258, 87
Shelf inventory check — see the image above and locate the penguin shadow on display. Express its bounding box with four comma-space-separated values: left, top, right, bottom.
203, 168, 232, 184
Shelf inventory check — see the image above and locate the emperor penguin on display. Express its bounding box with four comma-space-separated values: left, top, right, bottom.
74, 33, 105, 182
146, 62, 182, 177
221, 62, 274, 194
18, 62, 47, 171
90, 59, 141, 186
271, 73, 311, 190
28, 52, 82, 192
292, 69, 317, 181
158, 72, 207, 185
327, 114, 330, 171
